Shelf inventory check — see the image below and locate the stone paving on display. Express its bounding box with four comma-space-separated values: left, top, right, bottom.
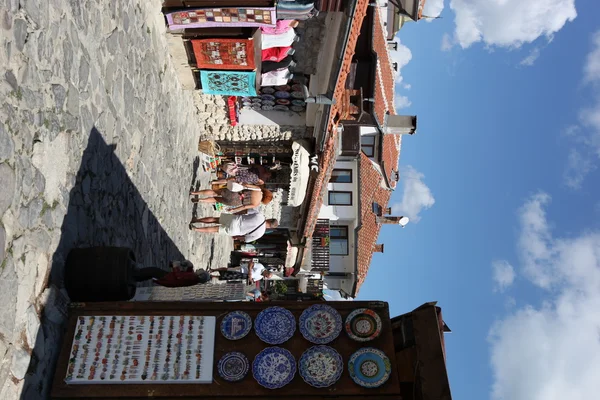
0, 0, 234, 398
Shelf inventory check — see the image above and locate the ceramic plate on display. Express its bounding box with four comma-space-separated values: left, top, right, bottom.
299, 345, 343, 388
348, 348, 391, 388
262, 100, 275, 106
261, 87, 275, 94
275, 91, 291, 99
220, 311, 252, 340
291, 84, 303, 92
218, 352, 249, 382
299, 304, 342, 344
273, 105, 289, 111
255, 306, 296, 344
291, 91, 304, 99
276, 99, 290, 105
252, 347, 296, 389
274, 85, 291, 91
291, 106, 305, 112
262, 105, 274, 111
261, 94, 275, 101
345, 308, 382, 342
291, 99, 306, 106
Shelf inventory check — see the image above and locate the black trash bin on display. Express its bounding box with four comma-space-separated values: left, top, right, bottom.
64, 247, 137, 302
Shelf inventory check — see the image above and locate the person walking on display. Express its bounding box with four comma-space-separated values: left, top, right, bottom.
190, 184, 273, 212
190, 209, 278, 243
132, 260, 209, 288
212, 260, 273, 284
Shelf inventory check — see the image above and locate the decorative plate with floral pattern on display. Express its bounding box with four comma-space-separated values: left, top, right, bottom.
255, 307, 296, 345
217, 352, 249, 382
299, 304, 342, 344
344, 308, 382, 342
252, 347, 296, 389
299, 345, 343, 388
348, 347, 391, 388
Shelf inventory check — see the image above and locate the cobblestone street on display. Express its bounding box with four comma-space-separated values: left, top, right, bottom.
0, 0, 233, 398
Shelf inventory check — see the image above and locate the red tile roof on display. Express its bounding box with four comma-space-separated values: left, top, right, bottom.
372, 8, 402, 189
355, 153, 392, 293
354, 10, 404, 293
303, 0, 370, 238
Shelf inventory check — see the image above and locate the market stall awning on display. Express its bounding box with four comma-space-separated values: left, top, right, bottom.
287, 140, 311, 207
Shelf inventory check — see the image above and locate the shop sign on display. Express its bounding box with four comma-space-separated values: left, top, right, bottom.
288, 141, 311, 207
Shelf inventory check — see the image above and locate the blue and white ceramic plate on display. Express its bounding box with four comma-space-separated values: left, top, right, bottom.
220, 311, 252, 340
299, 345, 343, 388
255, 307, 296, 344
253, 347, 296, 389
299, 304, 342, 344
217, 352, 249, 382
348, 348, 391, 388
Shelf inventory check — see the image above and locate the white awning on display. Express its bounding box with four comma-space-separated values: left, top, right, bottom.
287, 141, 311, 207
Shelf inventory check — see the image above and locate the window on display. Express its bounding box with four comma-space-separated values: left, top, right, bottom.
328, 191, 352, 205
330, 226, 349, 255
331, 169, 352, 183
361, 135, 375, 157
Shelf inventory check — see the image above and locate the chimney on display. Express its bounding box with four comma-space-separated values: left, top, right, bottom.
373, 244, 384, 253
377, 215, 410, 227
384, 115, 417, 135
388, 41, 398, 51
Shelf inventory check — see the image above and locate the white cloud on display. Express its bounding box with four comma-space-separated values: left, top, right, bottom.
389, 40, 412, 80
394, 93, 412, 110
423, 0, 444, 20
390, 166, 435, 222
562, 30, 600, 188
563, 149, 596, 190
584, 31, 600, 83
389, 40, 413, 111
403, 83, 412, 90
492, 260, 516, 292
441, 33, 453, 51
489, 193, 600, 400
449, 0, 576, 49
519, 48, 541, 67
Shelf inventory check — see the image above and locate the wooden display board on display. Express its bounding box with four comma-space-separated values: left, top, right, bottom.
52, 301, 402, 399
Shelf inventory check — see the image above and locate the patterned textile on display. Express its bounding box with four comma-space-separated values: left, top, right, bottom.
261, 20, 295, 35
261, 29, 297, 50
261, 69, 292, 87
262, 46, 292, 62
219, 271, 248, 281
192, 38, 256, 70
235, 169, 261, 184
262, 55, 295, 73
276, 2, 316, 20
200, 70, 257, 96
166, 8, 276, 30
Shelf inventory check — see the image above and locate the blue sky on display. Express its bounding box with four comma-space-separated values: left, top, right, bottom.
358, 1, 600, 399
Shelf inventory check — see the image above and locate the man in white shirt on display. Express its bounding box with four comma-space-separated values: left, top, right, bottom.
190, 210, 278, 243
212, 260, 272, 284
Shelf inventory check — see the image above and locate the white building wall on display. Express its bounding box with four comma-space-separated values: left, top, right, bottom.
327, 219, 355, 274
318, 160, 359, 221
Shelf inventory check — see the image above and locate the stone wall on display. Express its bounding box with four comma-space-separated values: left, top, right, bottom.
195, 93, 311, 141
293, 13, 328, 76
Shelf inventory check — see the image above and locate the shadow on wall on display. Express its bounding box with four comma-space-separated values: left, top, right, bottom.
20, 127, 184, 399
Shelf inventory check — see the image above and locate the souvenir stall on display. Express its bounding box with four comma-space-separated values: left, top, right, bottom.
215, 138, 317, 230
161, 2, 319, 96
51, 301, 403, 399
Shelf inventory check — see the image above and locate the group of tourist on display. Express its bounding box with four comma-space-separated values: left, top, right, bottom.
189, 162, 279, 244
131, 162, 282, 299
